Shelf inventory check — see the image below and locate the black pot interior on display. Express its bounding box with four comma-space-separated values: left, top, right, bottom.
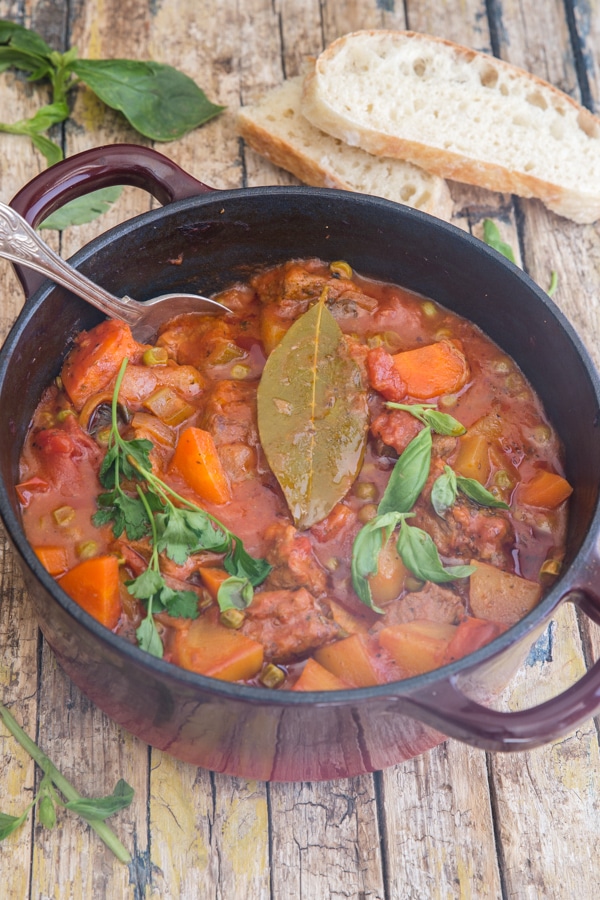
2, 186, 600, 619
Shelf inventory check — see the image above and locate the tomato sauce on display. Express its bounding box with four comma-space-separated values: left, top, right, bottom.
18, 258, 572, 690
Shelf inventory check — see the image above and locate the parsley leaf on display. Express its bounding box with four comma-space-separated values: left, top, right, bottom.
95, 359, 272, 658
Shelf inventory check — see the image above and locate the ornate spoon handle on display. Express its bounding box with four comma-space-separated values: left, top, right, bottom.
0, 201, 142, 326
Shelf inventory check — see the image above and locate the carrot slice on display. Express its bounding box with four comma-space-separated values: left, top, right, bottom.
60, 319, 143, 411
519, 470, 573, 508
58, 555, 122, 630
392, 339, 469, 399
171, 614, 263, 681
169, 426, 232, 504
292, 658, 350, 691
197, 566, 231, 601
34, 545, 69, 577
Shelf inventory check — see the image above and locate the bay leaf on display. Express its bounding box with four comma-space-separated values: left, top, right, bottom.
257, 298, 368, 529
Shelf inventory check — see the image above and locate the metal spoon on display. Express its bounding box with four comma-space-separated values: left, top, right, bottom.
0, 201, 229, 341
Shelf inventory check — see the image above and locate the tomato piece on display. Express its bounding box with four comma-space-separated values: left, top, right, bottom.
443, 616, 507, 664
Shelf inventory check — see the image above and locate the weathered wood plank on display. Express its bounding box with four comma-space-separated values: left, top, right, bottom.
480, 6, 600, 898
0, 4, 62, 895
268, 777, 386, 900
380, 744, 502, 899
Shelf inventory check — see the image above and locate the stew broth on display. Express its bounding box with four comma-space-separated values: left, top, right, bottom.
17, 258, 571, 690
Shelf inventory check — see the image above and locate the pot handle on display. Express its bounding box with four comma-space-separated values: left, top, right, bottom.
9, 144, 214, 296
404, 589, 600, 751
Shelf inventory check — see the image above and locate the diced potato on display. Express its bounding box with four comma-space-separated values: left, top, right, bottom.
327, 599, 374, 635
171, 613, 263, 681
292, 658, 350, 691
453, 433, 491, 484
368, 535, 408, 606
378, 620, 457, 676
314, 634, 383, 687
469, 560, 542, 625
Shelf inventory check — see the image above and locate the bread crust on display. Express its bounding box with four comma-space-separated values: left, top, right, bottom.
237, 76, 454, 220
301, 30, 600, 223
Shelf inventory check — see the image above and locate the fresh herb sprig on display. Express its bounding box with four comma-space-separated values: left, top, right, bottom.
0, 19, 224, 226
0, 702, 133, 863
385, 402, 466, 436
351, 404, 508, 611
431, 464, 509, 517
93, 359, 271, 655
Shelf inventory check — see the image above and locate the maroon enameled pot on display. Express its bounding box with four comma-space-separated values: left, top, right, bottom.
1, 145, 600, 781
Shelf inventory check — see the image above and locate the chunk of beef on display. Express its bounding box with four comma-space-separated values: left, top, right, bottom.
366, 347, 407, 401
200, 380, 259, 447
377, 582, 466, 629
370, 408, 423, 455
263, 521, 327, 596
242, 588, 340, 663
414, 501, 514, 570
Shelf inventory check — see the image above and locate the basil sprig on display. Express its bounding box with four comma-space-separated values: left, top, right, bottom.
352, 403, 511, 610
0, 20, 224, 224
431, 464, 509, 516
386, 402, 466, 436
352, 427, 475, 610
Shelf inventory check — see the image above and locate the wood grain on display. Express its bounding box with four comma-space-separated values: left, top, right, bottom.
1, 0, 599, 897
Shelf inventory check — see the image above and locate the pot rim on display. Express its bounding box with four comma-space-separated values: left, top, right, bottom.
2, 184, 600, 707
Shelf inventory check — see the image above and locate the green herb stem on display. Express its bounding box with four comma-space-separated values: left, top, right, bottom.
0, 703, 132, 864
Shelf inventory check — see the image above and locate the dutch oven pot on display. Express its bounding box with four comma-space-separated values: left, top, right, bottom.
1, 144, 600, 782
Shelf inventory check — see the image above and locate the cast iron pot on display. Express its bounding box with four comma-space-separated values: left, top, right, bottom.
1, 144, 600, 782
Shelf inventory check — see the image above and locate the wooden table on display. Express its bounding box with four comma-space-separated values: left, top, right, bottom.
1, 1, 600, 897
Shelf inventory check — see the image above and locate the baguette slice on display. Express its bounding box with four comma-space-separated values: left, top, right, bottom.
237, 76, 453, 220
301, 30, 600, 224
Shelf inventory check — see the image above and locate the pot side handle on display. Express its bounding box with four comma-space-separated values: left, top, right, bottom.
10, 144, 214, 296
404, 591, 600, 752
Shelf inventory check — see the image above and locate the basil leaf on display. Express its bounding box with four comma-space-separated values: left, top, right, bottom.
70, 59, 224, 141
456, 476, 510, 509
0, 809, 29, 840
396, 520, 475, 584
482, 219, 516, 264
29, 132, 62, 166
386, 402, 466, 436
0, 21, 53, 60
378, 427, 432, 515
217, 576, 254, 612
548, 270, 558, 297
351, 511, 404, 613
65, 779, 134, 821
39, 187, 124, 230
431, 465, 458, 517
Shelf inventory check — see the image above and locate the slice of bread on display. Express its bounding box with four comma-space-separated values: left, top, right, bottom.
301, 30, 600, 224
237, 76, 453, 220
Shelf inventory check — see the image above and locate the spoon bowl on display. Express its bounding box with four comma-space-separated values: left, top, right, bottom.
0, 201, 229, 340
